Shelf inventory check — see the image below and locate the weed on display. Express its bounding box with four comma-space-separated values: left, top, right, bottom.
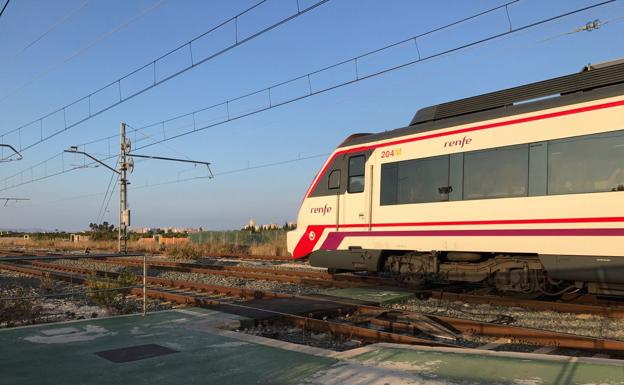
87, 269, 137, 314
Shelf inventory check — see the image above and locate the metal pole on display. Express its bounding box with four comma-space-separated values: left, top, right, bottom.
119, 122, 128, 253
143, 254, 147, 316
118, 124, 122, 253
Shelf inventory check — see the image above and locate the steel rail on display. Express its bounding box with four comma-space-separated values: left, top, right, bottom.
98, 257, 394, 286
4, 261, 624, 354
429, 291, 624, 319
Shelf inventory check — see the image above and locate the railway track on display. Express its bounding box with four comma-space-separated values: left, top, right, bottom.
427, 290, 624, 319
8, 251, 624, 319
98, 256, 624, 319
2, 260, 624, 357
17, 259, 388, 289
95, 257, 394, 287
5, 250, 624, 321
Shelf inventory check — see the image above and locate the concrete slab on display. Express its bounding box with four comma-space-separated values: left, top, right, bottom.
322, 287, 416, 305
2, 308, 623, 385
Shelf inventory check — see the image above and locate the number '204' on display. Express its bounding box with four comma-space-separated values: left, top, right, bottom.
380, 148, 401, 158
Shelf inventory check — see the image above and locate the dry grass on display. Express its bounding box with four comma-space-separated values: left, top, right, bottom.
0, 233, 290, 258
0, 238, 118, 253
249, 234, 287, 256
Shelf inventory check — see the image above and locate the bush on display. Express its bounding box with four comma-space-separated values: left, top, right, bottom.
87, 270, 137, 313
165, 243, 202, 260
39, 274, 56, 292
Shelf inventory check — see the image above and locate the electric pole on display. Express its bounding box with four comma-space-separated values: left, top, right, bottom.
119, 122, 130, 253
65, 121, 212, 254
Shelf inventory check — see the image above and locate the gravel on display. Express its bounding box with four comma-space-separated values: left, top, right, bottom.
51, 259, 124, 273
243, 321, 366, 351
1, 265, 172, 328
122, 255, 324, 273
51, 258, 327, 295
388, 297, 624, 341
155, 270, 324, 295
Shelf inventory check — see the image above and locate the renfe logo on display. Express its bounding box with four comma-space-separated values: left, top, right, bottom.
310, 204, 332, 216
444, 136, 472, 149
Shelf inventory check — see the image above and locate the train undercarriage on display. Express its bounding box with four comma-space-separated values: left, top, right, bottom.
310, 249, 624, 297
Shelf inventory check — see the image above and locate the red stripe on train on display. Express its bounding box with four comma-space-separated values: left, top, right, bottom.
291, 216, 624, 258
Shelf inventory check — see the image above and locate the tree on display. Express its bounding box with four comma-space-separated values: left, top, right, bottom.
88, 222, 117, 241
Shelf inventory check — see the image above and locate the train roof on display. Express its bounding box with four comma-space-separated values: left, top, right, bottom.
340, 58, 624, 148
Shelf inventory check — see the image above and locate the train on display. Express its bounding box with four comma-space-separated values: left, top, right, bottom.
287, 58, 624, 296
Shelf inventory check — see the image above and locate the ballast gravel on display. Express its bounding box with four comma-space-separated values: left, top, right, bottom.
120, 254, 324, 272
389, 297, 624, 341
0, 263, 171, 328
155, 271, 324, 295
50, 258, 324, 295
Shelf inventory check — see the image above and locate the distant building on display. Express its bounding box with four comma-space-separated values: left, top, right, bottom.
70, 234, 90, 243
242, 220, 291, 231
130, 227, 201, 234
137, 235, 189, 246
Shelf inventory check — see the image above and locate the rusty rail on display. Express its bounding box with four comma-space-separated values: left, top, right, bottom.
4, 260, 624, 354
429, 291, 624, 319
99, 257, 393, 287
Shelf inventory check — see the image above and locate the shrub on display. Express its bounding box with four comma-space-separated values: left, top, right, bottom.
87, 270, 137, 313
39, 274, 56, 292
165, 243, 202, 260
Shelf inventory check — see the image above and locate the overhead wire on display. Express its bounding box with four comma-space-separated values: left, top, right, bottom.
97, 177, 118, 224
125, 123, 193, 161
0, 0, 168, 105
124, 0, 621, 155
1, 0, 91, 65
132, 152, 330, 190
0, 0, 331, 153
95, 160, 119, 224
0, 0, 617, 194
65, 0, 526, 152
0, 0, 10, 20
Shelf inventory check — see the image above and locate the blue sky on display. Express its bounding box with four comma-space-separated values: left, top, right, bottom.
0, 0, 623, 231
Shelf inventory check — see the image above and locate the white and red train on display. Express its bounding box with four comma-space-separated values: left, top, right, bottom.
287, 59, 624, 296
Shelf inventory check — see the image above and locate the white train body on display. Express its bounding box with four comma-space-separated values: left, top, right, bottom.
288, 60, 624, 294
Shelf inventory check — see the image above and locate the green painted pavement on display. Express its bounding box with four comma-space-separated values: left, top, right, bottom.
351, 347, 624, 385
2, 308, 624, 385
0, 310, 335, 385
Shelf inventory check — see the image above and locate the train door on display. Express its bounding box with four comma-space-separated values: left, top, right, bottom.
340, 153, 371, 230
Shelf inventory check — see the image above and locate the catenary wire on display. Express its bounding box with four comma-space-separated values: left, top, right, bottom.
1, 0, 91, 65
0, 0, 331, 153
0, 0, 10, 20
0, 0, 167, 105
0, 0, 616, 193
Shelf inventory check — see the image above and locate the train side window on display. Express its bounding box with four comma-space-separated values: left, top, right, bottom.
463, 145, 529, 200
548, 131, 624, 195
348, 155, 365, 193
328, 169, 341, 189
381, 155, 450, 205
